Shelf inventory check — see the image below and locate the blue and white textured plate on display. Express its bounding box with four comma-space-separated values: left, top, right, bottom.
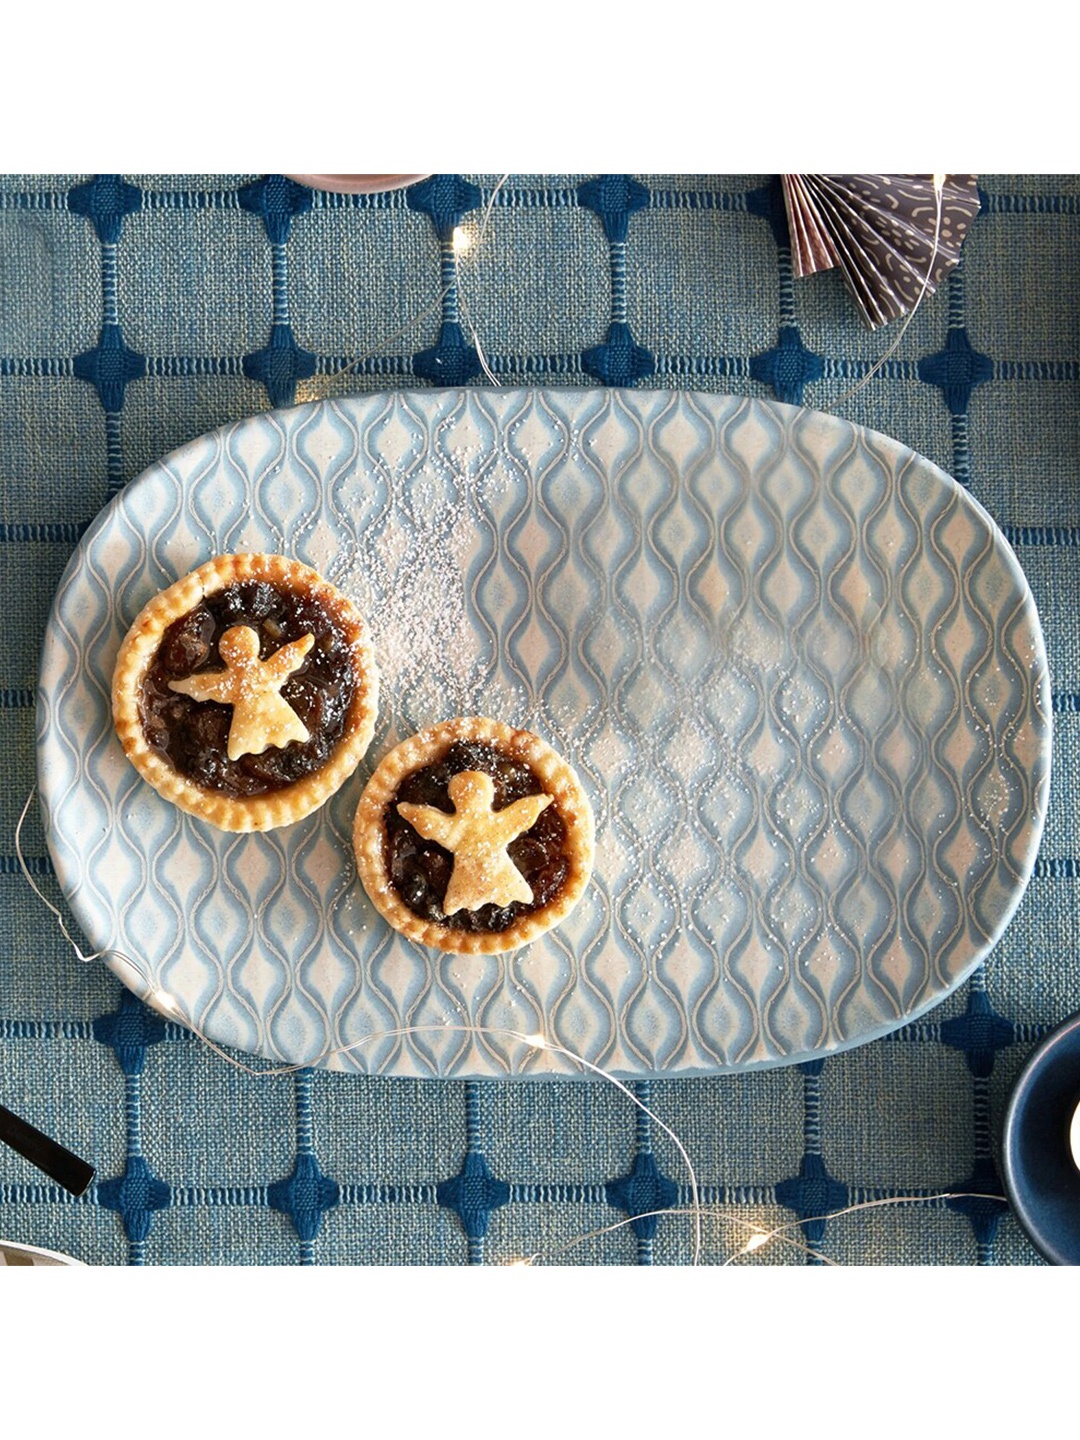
37, 389, 1052, 1079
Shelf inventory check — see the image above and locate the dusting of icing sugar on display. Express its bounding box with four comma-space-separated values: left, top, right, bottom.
664, 711, 716, 784
326, 449, 533, 743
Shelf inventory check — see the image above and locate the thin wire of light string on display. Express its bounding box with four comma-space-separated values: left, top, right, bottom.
17, 174, 966, 1268
317, 172, 946, 407
455, 171, 511, 388
509, 1205, 828, 1266
16, 789, 114, 964
717, 1189, 1007, 1265
319, 287, 452, 390
508, 1189, 1007, 1266
16, 784, 702, 1265
317, 173, 510, 393
18, 788, 1007, 1268
829, 173, 947, 410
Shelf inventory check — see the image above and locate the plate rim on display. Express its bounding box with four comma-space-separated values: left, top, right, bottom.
0, 1238, 86, 1266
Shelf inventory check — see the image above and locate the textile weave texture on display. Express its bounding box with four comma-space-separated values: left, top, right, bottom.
0, 172, 1076, 1265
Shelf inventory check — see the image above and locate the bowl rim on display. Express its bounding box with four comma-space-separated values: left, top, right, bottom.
1002, 1008, 1080, 1266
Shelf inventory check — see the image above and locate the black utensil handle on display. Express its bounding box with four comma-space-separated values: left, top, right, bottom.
0, 1105, 95, 1196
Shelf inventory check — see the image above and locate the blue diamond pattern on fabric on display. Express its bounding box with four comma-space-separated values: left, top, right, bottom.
97, 1155, 170, 1244
242, 322, 318, 407
413, 320, 482, 385
4, 171, 1076, 1270
750, 325, 824, 404
582, 320, 655, 386
605, 1152, 679, 1241
437, 1152, 510, 1240
267, 1152, 340, 1244
92, 990, 167, 1077
940, 988, 1015, 1078
577, 175, 650, 243
945, 1157, 1009, 1247
72, 324, 146, 411
918, 327, 994, 414
237, 175, 313, 244
406, 175, 482, 241
67, 174, 142, 244
774, 1153, 849, 1247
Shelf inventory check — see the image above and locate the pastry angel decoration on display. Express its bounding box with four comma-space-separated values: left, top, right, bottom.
168, 624, 313, 760
397, 770, 551, 914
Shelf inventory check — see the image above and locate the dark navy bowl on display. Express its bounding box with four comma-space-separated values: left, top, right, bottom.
1002, 1011, 1080, 1265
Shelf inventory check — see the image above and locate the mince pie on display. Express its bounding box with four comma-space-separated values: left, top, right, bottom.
353, 717, 594, 954
112, 553, 379, 832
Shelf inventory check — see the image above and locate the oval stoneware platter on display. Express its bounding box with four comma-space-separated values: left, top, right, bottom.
37, 389, 1052, 1079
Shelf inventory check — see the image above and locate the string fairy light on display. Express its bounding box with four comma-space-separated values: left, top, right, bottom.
16, 786, 701, 1264
502, 1181, 1008, 1267
829, 172, 947, 410
311, 283, 454, 397
452, 171, 511, 389
719, 1186, 1010, 1266
504, 1185, 1012, 1267
139, 977, 704, 1269
16, 789, 119, 966
15, 173, 981, 1267
307, 170, 945, 410
308, 172, 511, 399
503, 1205, 827, 1267
17, 787, 1010, 1266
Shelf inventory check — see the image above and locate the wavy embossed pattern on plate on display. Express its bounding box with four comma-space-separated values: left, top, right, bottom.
37, 391, 1052, 1078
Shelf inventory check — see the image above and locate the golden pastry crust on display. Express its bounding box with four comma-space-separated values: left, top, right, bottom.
353, 716, 594, 954
112, 553, 379, 832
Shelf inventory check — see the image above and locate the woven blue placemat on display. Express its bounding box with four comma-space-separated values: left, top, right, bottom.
1, 173, 1076, 1265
